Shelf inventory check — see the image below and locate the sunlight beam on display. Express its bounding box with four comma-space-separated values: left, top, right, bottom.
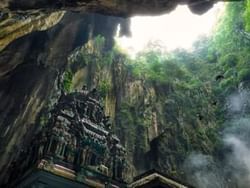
115, 3, 225, 57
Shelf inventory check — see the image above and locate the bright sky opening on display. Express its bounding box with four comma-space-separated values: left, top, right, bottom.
115, 3, 225, 56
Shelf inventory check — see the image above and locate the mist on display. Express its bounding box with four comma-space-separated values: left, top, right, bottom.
184, 88, 250, 188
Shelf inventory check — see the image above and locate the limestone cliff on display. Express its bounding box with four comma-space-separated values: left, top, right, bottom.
0, 0, 249, 187
0, 11, 65, 51
57, 38, 220, 180
0, 13, 129, 184
0, 23, 219, 184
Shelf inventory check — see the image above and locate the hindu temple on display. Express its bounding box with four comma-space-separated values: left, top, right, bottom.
5, 87, 126, 187
3, 87, 192, 188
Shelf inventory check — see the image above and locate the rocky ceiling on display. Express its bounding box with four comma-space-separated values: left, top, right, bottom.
0, 0, 244, 186
0, 0, 242, 16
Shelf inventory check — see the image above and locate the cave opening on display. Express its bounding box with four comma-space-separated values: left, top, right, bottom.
116, 3, 225, 56
0, 0, 250, 188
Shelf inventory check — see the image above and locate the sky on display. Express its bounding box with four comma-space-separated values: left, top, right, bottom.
115, 2, 225, 56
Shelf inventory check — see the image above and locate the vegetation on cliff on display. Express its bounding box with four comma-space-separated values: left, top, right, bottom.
1, 1, 247, 186
61, 1, 250, 185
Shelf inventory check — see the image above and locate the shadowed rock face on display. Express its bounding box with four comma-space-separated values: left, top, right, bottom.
0, 12, 129, 185
0, 0, 243, 186
0, 11, 65, 51
0, 0, 237, 16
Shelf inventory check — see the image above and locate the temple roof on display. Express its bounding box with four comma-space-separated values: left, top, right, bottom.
130, 169, 194, 188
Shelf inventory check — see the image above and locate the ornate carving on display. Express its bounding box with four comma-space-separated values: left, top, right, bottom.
14, 87, 126, 181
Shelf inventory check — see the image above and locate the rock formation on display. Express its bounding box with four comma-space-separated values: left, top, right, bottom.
0, 12, 129, 184
0, 0, 246, 187
6, 87, 127, 187
0, 0, 240, 16
0, 11, 65, 51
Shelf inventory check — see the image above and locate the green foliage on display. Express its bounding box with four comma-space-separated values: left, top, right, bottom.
63, 71, 73, 92
93, 35, 105, 52
209, 2, 250, 93
113, 2, 250, 171
219, 53, 238, 69
238, 68, 250, 82
39, 114, 49, 127
219, 77, 237, 90
98, 80, 111, 97
69, 35, 106, 67
57, 3, 250, 175
212, 3, 245, 54
129, 50, 190, 86
69, 53, 87, 73
244, 0, 250, 32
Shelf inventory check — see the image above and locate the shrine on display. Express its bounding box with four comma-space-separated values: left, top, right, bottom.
6, 87, 193, 188
130, 169, 194, 188
7, 87, 127, 188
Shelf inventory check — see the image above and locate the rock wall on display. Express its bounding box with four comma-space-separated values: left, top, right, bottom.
0, 0, 229, 16
0, 11, 65, 51
62, 41, 220, 181
0, 0, 247, 186
0, 13, 129, 184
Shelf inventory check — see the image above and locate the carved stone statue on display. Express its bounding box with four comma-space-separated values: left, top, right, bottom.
15, 88, 127, 183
